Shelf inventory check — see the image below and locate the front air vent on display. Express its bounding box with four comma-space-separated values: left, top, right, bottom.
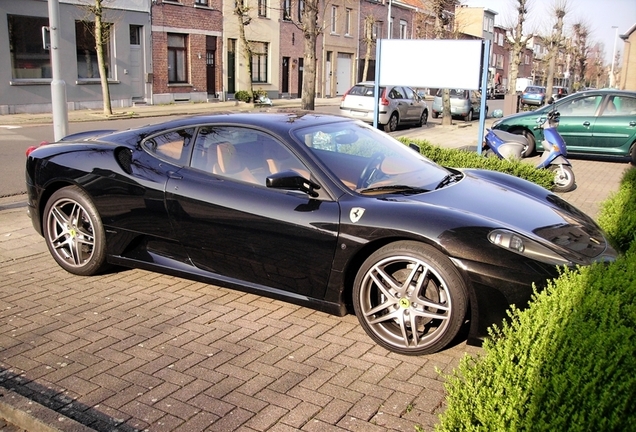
115, 147, 133, 174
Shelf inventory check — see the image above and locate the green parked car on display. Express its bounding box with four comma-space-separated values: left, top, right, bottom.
492, 89, 636, 163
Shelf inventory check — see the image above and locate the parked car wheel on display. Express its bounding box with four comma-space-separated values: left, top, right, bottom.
631, 144, 636, 166
549, 164, 575, 192
353, 241, 468, 355
508, 128, 536, 157
464, 110, 473, 122
384, 113, 399, 132
419, 109, 429, 127
432, 111, 439, 119
43, 186, 108, 276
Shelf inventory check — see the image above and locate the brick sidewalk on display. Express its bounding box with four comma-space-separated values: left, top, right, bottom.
0, 108, 632, 431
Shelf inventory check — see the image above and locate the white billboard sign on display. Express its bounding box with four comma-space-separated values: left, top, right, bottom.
377, 39, 484, 90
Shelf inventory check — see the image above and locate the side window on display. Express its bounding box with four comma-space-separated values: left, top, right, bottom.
403, 87, 415, 100
604, 95, 636, 116
144, 128, 194, 164
189, 126, 308, 185
560, 96, 601, 116
390, 87, 404, 99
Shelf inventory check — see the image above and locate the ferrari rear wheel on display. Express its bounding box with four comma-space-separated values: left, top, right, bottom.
353, 241, 468, 355
43, 186, 108, 276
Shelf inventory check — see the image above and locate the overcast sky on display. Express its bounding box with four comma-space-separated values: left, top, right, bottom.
462, 0, 636, 64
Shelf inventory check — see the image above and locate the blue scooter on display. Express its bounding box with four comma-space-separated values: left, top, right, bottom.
483, 107, 575, 192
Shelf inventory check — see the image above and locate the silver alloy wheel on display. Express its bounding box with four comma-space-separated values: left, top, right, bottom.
46, 197, 96, 268
355, 250, 462, 354
549, 164, 575, 192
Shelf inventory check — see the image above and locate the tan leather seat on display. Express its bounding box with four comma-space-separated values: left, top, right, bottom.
214, 142, 259, 184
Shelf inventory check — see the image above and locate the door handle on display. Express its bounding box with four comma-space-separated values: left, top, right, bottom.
168, 171, 183, 180
630, 121, 636, 127
583, 121, 591, 127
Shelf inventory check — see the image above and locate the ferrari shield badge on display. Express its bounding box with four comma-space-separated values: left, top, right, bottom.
350, 207, 365, 223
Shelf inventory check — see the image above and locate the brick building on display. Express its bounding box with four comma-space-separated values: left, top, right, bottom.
151, 0, 223, 104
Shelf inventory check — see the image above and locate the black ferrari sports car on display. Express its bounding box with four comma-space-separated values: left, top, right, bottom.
25, 112, 616, 355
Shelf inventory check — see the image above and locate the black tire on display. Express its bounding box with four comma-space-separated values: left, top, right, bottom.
432, 111, 439, 119
549, 164, 575, 192
418, 109, 428, 127
383, 113, 399, 132
464, 110, 473, 122
43, 186, 108, 276
353, 241, 468, 355
630, 144, 636, 166
509, 128, 536, 157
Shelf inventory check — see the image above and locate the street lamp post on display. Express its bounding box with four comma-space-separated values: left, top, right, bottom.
610, 25, 618, 88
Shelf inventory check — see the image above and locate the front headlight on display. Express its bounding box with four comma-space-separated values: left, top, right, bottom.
488, 229, 570, 266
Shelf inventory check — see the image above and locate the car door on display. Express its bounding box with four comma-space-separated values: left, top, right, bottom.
164, 125, 340, 299
403, 86, 423, 120
591, 94, 636, 156
389, 86, 411, 122
552, 94, 603, 151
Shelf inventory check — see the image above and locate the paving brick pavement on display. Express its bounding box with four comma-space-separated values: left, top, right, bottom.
0, 102, 633, 431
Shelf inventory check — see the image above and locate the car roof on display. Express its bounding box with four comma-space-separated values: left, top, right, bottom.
98, 112, 355, 143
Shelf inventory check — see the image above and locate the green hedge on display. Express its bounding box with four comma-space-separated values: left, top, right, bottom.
435, 167, 636, 432
400, 138, 555, 190
597, 168, 636, 254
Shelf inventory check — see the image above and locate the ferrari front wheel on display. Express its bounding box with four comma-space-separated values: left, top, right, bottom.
43, 186, 108, 276
353, 241, 468, 355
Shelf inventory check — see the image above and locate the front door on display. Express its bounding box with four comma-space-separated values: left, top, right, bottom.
129, 25, 144, 99
165, 126, 340, 299
206, 36, 216, 97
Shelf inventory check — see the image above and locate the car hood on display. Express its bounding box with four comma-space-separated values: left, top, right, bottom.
408, 169, 612, 262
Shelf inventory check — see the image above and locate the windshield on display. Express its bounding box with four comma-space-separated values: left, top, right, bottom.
292, 121, 452, 193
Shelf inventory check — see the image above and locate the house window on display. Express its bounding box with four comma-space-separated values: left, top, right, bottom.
298, 0, 304, 22
8, 15, 52, 79
345, 8, 351, 36
76, 20, 112, 80
258, 0, 267, 17
331, 6, 338, 34
168, 33, 187, 83
195, 0, 208, 5
372, 21, 383, 40
399, 20, 407, 39
283, 0, 291, 20
130, 25, 141, 45
251, 41, 268, 83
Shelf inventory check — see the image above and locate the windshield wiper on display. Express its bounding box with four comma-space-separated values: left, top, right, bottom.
358, 185, 429, 195
436, 173, 463, 190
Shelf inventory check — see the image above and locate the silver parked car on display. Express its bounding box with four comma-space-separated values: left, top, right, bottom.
432, 89, 487, 121
339, 82, 428, 132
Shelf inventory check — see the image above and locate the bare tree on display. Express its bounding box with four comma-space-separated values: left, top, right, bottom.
505, 0, 531, 98
429, 0, 453, 125
77, 0, 113, 115
567, 22, 589, 91
361, 15, 376, 82
545, 0, 568, 100
300, 0, 320, 110
235, 2, 255, 98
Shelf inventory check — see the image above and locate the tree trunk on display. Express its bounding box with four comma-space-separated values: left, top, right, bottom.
301, 2, 319, 111
236, 7, 254, 97
94, 1, 111, 115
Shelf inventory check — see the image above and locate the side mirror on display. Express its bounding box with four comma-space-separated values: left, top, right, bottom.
409, 143, 421, 153
266, 170, 320, 197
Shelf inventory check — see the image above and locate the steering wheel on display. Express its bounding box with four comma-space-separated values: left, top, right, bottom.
357, 152, 386, 189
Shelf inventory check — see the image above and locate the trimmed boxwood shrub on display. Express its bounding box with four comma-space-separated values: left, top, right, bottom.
400, 138, 555, 191
234, 90, 251, 102
435, 167, 636, 432
597, 168, 636, 254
